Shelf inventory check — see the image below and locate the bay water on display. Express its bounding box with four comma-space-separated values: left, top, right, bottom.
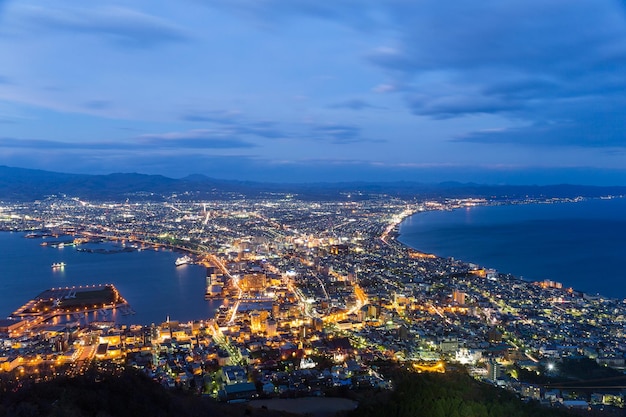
398, 197, 626, 299
0, 233, 221, 324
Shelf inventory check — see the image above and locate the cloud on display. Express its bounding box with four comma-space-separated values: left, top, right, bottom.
2, 138, 625, 184
3, 135, 265, 179
370, 1, 626, 73
329, 98, 380, 111
0, 138, 102, 150
312, 124, 364, 144
181, 110, 286, 139
213, 0, 626, 148
372, 83, 398, 94
180, 110, 242, 124
213, 0, 626, 149
364, 1, 626, 95
457, 101, 626, 148
363, 0, 626, 148
182, 109, 384, 144
183, 109, 383, 145
0, 130, 256, 151
202, 0, 381, 29
406, 93, 521, 119
83, 100, 113, 110
18, 5, 189, 47
137, 130, 256, 148
234, 121, 286, 139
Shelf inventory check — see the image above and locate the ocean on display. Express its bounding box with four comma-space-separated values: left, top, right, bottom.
0, 233, 221, 324
398, 197, 626, 299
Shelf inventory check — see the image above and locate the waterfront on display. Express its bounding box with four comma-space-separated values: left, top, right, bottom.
2, 196, 626, 408
398, 197, 626, 298
0, 232, 221, 324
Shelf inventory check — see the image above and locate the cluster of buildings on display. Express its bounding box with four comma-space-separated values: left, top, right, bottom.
0, 195, 625, 409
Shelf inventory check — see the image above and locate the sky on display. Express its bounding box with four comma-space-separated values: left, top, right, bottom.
1, 0, 626, 185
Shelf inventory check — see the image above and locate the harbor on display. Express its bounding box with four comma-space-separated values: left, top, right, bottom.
4, 284, 132, 336
11, 284, 130, 318
0, 232, 222, 326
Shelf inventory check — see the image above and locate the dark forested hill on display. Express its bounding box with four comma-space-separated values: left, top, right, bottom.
0, 368, 289, 417
351, 369, 575, 417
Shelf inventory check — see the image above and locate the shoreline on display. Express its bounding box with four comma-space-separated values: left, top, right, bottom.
0, 231, 218, 324
392, 197, 625, 301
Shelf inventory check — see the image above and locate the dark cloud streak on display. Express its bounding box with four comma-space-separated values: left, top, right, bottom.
180, 110, 240, 124
181, 110, 286, 139
0, 131, 256, 151
138, 130, 256, 148
329, 98, 381, 111
310, 124, 382, 144
83, 100, 113, 110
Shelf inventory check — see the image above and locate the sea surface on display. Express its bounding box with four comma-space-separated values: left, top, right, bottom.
398, 197, 626, 299
0, 233, 221, 324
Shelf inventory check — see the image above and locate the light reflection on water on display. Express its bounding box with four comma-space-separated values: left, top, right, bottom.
0, 233, 222, 325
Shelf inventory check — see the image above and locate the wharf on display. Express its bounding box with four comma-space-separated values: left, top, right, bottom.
11, 284, 131, 322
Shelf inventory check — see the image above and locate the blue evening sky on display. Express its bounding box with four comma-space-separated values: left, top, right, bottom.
1, 0, 626, 184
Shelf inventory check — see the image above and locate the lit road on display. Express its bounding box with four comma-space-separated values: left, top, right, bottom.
208, 324, 243, 365
69, 344, 97, 376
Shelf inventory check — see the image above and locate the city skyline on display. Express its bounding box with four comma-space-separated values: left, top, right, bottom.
1, 1, 626, 185
2, 195, 626, 408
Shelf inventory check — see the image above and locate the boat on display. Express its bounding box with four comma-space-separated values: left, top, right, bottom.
51, 262, 66, 269
175, 255, 193, 266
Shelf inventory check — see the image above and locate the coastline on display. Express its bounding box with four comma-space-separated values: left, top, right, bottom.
392, 197, 626, 300
0, 231, 219, 324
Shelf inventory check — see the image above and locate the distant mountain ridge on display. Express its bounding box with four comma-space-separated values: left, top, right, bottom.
0, 165, 625, 201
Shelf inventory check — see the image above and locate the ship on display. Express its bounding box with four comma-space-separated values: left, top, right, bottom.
175, 255, 193, 266
51, 262, 66, 269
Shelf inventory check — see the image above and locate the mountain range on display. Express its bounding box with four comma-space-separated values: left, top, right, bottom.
1, 165, 625, 201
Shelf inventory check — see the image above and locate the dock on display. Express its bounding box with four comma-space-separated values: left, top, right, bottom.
11, 284, 132, 323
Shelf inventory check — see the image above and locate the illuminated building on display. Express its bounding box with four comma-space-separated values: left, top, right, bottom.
0, 319, 27, 338
538, 279, 563, 289
250, 312, 262, 333
266, 319, 277, 337
330, 244, 349, 256
240, 272, 267, 292
452, 290, 466, 305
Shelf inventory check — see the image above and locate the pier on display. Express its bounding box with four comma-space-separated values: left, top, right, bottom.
10, 284, 131, 324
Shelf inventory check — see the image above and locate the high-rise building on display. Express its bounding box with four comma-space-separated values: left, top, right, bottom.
487, 359, 501, 381
453, 290, 466, 305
